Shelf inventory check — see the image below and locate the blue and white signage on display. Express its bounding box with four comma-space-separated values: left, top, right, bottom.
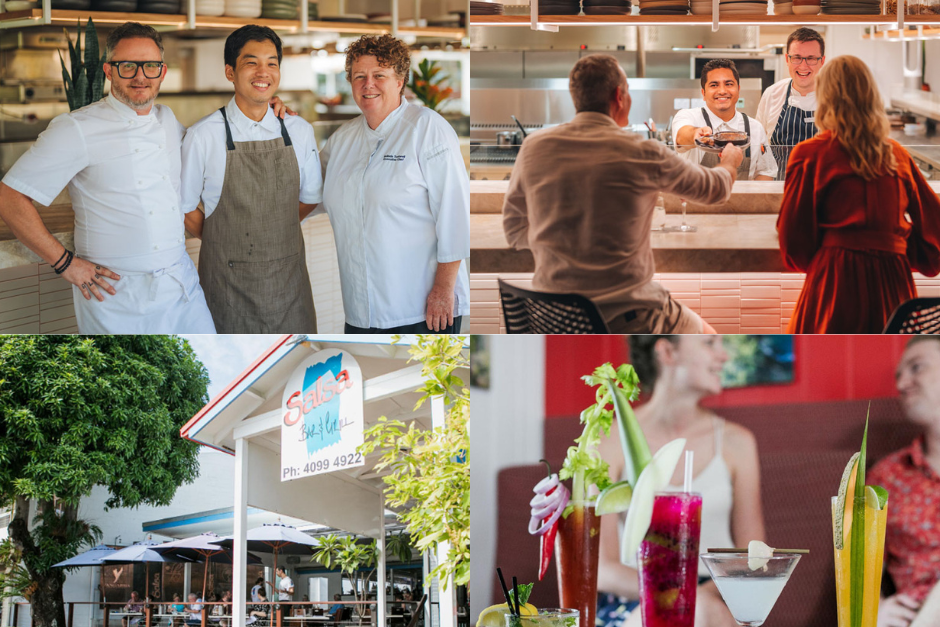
281, 349, 365, 481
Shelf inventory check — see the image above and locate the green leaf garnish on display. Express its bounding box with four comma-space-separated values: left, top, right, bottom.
508, 583, 534, 607
849, 406, 869, 627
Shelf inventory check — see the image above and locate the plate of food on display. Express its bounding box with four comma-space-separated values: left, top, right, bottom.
694, 131, 750, 153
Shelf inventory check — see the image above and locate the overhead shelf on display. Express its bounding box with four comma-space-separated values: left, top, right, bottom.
864, 24, 940, 36
0, 7, 467, 35
469, 12, 940, 25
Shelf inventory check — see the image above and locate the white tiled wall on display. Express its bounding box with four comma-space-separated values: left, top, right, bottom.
0, 214, 345, 334
470, 272, 940, 334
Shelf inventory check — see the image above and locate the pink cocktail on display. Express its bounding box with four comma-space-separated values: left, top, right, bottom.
636, 492, 702, 627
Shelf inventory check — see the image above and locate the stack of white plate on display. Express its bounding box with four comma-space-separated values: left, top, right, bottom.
224, 0, 261, 16
690, 0, 713, 14
718, 0, 767, 14
773, 1, 792, 13
821, 0, 878, 15
196, 0, 224, 14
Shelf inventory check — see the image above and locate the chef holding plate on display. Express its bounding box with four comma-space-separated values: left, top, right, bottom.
673, 58, 777, 181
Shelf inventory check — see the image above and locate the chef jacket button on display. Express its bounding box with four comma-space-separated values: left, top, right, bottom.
154, 245, 159, 250
228, 261, 233, 267
135, 148, 140, 153
138, 181, 143, 186
159, 144, 164, 149
162, 175, 168, 181
150, 210, 154, 215
178, 238, 183, 243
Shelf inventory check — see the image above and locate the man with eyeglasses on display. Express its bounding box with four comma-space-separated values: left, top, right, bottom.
756, 27, 826, 180
0, 22, 216, 333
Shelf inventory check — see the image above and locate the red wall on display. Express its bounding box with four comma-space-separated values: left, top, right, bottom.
544, 335, 911, 418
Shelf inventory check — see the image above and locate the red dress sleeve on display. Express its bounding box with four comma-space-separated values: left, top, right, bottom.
904, 150, 940, 277
777, 142, 822, 272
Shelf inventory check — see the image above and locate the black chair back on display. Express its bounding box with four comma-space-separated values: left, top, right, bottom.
884, 298, 940, 333
497, 279, 610, 334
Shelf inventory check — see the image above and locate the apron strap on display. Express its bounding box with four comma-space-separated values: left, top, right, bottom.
701, 107, 712, 130
278, 115, 293, 147
742, 113, 751, 159
219, 107, 236, 151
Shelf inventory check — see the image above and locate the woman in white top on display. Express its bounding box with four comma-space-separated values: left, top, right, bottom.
320, 34, 470, 334
597, 335, 766, 627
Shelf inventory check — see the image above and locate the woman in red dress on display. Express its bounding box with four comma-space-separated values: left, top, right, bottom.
777, 55, 940, 333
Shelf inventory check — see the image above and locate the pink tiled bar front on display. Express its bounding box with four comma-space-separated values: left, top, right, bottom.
470, 272, 940, 334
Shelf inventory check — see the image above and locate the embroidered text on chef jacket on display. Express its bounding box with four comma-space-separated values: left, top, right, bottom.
320, 99, 470, 329
180, 97, 323, 216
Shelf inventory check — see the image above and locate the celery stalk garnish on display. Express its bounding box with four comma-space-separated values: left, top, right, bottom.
560, 363, 646, 516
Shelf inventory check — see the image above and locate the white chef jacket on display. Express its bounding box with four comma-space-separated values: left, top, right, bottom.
2, 94, 215, 334
320, 99, 470, 329
672, 107, 778, 180
755, 78, 817, 140
180, 97, 323, 217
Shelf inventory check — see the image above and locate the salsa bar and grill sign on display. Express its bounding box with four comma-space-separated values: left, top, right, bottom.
281, 349, 365, 481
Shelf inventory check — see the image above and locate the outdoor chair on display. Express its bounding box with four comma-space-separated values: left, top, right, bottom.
497, 280, 610, 334
404, 595, 427, 627
883, 297, 940, 333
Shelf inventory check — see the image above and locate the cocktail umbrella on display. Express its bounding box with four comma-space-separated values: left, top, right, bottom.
102, 541, 191, 603
152, 533, 263, 602
53, 544, 118, 568
210, 523, 317, 598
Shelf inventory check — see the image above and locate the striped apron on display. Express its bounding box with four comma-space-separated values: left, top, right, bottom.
770, 81, 817, 181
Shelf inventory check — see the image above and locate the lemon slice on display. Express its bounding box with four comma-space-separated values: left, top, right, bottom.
596, 480, 634, 516
748, 540, 774, 571
476, 604, 537, 627
834, 452, 859, 551
620, 438, 687, 565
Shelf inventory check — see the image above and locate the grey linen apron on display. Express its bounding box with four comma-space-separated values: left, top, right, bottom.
699, 108, 751, 180
198, 107, 317, 333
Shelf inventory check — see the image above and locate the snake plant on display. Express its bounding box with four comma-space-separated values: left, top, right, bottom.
58, 18, 106, 111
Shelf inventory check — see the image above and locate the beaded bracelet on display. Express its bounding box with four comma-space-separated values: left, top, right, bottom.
54, 249, 74, 275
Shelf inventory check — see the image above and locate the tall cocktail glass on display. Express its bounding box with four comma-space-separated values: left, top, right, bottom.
832, 494, 888, 627
636, 492, 702, 627
555, 501, 600, 627
700, 553, 802, 626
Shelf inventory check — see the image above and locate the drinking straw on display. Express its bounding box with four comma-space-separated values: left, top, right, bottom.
512, 577, 521, 616
683, 450, 694, 493
496, 568, 517, 617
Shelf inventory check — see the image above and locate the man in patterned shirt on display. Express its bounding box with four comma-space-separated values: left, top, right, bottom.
869, 336, 940, 627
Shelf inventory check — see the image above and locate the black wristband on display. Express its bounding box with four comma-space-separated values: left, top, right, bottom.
52, 248, 68, 269
54, 249, 74, 275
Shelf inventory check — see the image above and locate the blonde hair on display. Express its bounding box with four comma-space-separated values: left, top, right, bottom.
814, 55, 896, 180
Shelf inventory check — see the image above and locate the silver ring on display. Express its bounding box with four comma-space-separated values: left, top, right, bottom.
81, 283, 87, 289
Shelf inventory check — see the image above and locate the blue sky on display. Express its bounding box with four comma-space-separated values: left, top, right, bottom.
180, 335, 282, 399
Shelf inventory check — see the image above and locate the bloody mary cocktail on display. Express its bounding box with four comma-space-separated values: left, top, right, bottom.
555, 501, 600, 627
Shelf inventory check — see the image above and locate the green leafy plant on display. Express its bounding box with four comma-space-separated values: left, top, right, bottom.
0, 335, 209, 627
59, 18, 106, 111
358, 335, 469, 590
312, 534, 378, 626
407, 59, 454, 112
386, 531, 414, 564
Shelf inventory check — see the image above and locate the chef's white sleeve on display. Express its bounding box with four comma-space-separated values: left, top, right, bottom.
2, 114, 88, 206
180, 126, 207, 214
671, 107, 699, 146
754, 126, 778, 179
418, 119, 470, 264
298, 121, 323, 205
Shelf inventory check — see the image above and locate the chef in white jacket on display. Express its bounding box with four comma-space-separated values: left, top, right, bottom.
0, 22, 215, 334
320, 34, 470, 334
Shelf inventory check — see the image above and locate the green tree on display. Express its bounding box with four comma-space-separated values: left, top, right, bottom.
358, 335, 469, 590
311, 532, 414, 626
0, 335, 210, 627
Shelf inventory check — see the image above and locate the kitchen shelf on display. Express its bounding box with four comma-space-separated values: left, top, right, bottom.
0, 7, 467, 35
469, 13, 940, 24
864, 25, 940, 36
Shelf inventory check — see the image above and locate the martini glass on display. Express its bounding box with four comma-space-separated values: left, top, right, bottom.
700, 552, 802, 627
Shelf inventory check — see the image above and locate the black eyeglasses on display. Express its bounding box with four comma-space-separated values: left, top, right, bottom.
787, 55, 822, 66
109, 61, 165, 79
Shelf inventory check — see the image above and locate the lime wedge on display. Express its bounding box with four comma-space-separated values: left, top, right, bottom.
747, 540, 773, 571
620, 438, 687, 565
866, 485, 888, 511
834, 452, 859, 551
477, 604, 537, 627
596, 480, 634, 515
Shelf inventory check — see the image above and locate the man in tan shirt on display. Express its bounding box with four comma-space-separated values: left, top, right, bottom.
502, 54, 743, 333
